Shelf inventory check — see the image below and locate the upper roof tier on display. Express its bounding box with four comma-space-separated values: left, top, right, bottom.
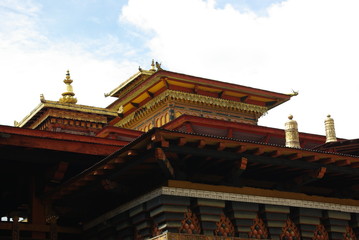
106, 64, 295, 128
107, 68, 294, 112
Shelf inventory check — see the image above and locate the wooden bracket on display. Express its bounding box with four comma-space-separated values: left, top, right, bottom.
294, 167, 326, 186
227, 157, 247, 185
155, 148, 175, 178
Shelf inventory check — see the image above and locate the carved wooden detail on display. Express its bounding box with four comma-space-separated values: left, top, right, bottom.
152, 222, 162, 237
343, 226, 357, 240
214, 214, 235, 237
179, 209, 201, 235
248, 215, 269, 239
313, 224, 328, 240
280, 218, 301, 240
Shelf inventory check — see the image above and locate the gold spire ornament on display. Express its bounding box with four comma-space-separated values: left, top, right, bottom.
59, 70, 77, 104
325, 115, 337, 143
285, 115, 300, 148
150, 59, 156, 72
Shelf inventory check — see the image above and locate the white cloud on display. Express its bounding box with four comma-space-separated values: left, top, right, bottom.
0, 1, 137, 126
121, 0, 359, 139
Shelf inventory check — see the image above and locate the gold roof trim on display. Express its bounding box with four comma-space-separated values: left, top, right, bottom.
111, 73, 288, 112
105, 70, 155, 98
17, 100, 117, 128
116, 90, 268, 127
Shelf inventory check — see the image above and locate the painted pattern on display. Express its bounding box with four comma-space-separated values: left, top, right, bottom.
248, 215, 269, 239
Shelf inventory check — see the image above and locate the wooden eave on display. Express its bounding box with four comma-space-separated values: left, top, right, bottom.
162, 115, 334, 147
18, 100, 118, 128
0, 125, 127, 156
95, 125, 142, 139
107, 70, 292, 119
49, 128, 359, 201
315, 139, 359, 156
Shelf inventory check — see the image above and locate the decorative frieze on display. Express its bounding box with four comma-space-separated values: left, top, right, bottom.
116, 90, 267, 128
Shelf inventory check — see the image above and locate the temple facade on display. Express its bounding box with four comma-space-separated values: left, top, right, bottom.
0, 62, 358, 240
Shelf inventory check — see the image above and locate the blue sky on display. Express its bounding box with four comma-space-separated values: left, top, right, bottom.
1, 0, 359, 139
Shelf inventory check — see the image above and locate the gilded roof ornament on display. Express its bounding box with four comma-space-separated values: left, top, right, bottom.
59, 70, 77, 104
150, 59, 156, 72
288, 89, 299, 96
325, 114, 337, 143
285, 114, 300, 148
40, 94, 46, 103
155, 61, 162, 70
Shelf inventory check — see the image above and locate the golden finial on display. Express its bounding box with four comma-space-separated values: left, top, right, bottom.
59, 70, 77, 104
40, 94, 46, 103
288, 90, 299, 96
155, 61, 162, 70
285, 114, 300, 148
325, 115, 337, 143
150, 59, 156, 71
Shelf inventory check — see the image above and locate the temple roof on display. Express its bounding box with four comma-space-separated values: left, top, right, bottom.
105, 68, 295, 129
16, 100, 117, 128
48, 127, 359, 208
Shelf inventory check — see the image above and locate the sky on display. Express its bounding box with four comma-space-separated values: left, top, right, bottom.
1, 0, 358, 139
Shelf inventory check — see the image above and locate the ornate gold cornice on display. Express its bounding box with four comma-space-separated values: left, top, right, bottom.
17, 100, 117, 128
116, 90, 268, 128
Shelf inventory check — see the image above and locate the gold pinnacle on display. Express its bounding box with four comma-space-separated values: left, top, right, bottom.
59, 70, 77, 104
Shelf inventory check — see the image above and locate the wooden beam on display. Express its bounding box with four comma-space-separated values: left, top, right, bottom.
127, 150, 137, 156
177, 137, 187, 146
197, 139, 206, 148
226, 157, 248, 185
111, 157, 125, 164
164, 145, 359, 176
294, 167, 327, 186
253, 148, 265, 156
287, 153, 303, 160
155, 148, 175, 178
270, 150, 283, 157
336, 159, 351, 167
235, 145, 247, 153
217, 142, 226, 151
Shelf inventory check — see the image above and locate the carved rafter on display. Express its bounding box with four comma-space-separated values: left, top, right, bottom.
294, 167, 326, 186
227, 157, 248, 185
155, 148, 175, 178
